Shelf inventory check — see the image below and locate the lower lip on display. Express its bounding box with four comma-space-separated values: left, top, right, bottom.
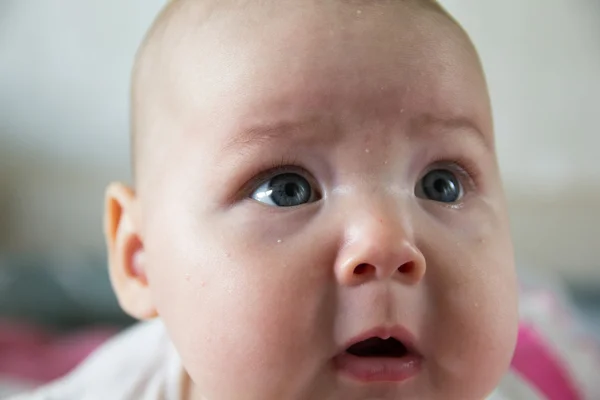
333, 353, 422, 383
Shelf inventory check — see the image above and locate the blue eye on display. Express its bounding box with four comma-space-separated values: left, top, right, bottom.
417, 169, 463, 203
251, 173, 318, 207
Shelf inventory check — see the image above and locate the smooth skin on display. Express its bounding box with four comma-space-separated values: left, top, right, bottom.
105, 1, 519, 399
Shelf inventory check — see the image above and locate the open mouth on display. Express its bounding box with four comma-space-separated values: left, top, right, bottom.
335, 332, 421, 382
346, 337, 409, 358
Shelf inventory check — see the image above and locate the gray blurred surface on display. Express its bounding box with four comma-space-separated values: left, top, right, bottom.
0, 254, 134, 329
570, 289, 600, 340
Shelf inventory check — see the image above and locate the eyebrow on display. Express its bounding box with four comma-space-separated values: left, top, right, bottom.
221, 113, 491, 153
221, 116, 340, 153
410, 114, 492, 150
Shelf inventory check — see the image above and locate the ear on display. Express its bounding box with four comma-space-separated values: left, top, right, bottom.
104, 183, 157, 320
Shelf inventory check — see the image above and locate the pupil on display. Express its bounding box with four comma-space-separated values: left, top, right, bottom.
434, 179, 448, 193
284, 183, 298, 197
418, 169, 461, 203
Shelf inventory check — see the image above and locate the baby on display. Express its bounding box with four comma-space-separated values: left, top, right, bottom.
12, 0, 586, 399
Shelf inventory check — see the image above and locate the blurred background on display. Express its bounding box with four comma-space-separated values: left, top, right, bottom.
0, 0, 598, 396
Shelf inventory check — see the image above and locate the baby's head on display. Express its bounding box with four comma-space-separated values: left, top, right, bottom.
104, 0, 519, 398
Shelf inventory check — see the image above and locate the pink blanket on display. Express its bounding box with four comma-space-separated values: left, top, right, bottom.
0, 320, 116, 383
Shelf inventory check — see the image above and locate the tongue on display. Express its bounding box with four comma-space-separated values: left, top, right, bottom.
347, 337, 407, 358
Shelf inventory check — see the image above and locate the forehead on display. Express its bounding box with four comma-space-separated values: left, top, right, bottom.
157, 1, 491, 152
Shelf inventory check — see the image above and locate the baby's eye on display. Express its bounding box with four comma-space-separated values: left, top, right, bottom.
251, 173, 319, 207
416, 169, 463, 203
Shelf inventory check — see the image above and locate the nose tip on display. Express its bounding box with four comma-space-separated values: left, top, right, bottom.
336, 239, 426, 287
333, 195, 427, 287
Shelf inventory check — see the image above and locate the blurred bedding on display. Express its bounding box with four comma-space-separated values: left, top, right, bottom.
0, 253, 133, 329
0, 253, 133, 396
0, 321, 115, 398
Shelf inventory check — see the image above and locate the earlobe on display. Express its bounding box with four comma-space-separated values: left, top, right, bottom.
104, 183, 157, 320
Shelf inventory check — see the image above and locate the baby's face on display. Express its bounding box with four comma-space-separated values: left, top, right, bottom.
130, 2, 518, 399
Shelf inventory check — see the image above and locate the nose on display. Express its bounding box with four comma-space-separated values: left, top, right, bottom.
334, 208, 426, 287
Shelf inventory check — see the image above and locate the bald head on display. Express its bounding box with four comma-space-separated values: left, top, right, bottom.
130, 0, 483, 188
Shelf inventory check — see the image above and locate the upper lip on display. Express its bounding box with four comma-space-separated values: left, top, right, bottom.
341, 325, 420, 356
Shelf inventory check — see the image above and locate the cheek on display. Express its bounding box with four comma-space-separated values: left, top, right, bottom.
143, 214, 334, 397
422, 226, 519, 396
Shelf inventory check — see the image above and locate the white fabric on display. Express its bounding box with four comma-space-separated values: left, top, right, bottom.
9, 320, 542, 400
0, 376, 36, 399
486, 372, 544, 400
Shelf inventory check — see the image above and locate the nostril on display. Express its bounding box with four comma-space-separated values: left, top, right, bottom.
398, 262, 415, 274
354, 263, 374, 275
